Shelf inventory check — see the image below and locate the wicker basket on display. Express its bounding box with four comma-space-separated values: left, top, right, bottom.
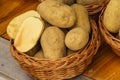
98, 7, 120, 56
10, 18, 100, 80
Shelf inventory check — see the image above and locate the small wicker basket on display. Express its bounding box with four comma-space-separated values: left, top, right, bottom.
98, 7, 120, 56
10, 18, 100, 80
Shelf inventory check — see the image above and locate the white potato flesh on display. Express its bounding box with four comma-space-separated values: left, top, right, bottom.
7, 10, 41, 39
14, 17, 44, 52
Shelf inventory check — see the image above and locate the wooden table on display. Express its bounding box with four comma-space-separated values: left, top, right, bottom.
1, 0, 120, 80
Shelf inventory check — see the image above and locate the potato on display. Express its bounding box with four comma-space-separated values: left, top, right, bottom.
65, 27, 89, 51
14, 17, 44, 52
7, 10, 40, 39
37, 0, 76, 28
40, 27, 66, 59
71, 4, 90, 33
34, 50, 44, 59
103, 0, 120, 33
76, 0, 101, 5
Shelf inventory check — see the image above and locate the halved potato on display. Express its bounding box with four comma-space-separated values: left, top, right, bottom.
14, 17, 44, 52
7, 10, 41, 39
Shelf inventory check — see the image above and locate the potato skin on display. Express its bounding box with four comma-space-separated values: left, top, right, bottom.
40, 26, 66, 59
104, 0, 120, 33
37, 0, 76, 28
65, 27, 89, 51
71, 4, 90, 33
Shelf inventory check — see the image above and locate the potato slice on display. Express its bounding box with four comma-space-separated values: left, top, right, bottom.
14, 17, 44, 52
7, 10, 41, 39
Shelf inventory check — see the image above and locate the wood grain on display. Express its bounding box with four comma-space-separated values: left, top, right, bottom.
1, 0, 120, 80
83, 43, 120, 80
0, 0, 39, 38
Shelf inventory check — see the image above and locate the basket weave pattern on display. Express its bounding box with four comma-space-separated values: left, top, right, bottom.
99, 8, 120, 56
10, 18, 100, 80
85, 0, 110, 15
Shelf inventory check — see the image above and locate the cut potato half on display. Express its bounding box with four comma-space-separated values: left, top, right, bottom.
14, 17, 44, 52
7, 10, 41, 39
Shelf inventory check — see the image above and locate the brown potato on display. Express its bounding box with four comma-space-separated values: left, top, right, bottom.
71, 4, 91, 33
37, 0, 76, 28
40, 26, 66, 59
65, 27, 89, 51
104, 0, 120, 33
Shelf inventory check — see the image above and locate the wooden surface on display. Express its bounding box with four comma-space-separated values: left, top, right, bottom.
1, 0, 120, 80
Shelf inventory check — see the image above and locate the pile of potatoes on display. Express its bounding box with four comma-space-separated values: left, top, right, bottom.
103, 0, 120, 39
7, 0, 92, 60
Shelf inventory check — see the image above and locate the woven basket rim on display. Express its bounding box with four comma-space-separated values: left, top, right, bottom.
99, 7, 120, 56
10, 17, 100, 79
85, 0, 108, 6
84, 0, 110, 15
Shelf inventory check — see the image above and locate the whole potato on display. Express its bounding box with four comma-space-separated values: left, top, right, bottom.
71, 4, 90, 33
65, 27, 89, 51
104, 0, 120, 33
76, 0, 101, 5
37, 0, 76, 28
40, 27, 66, 59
